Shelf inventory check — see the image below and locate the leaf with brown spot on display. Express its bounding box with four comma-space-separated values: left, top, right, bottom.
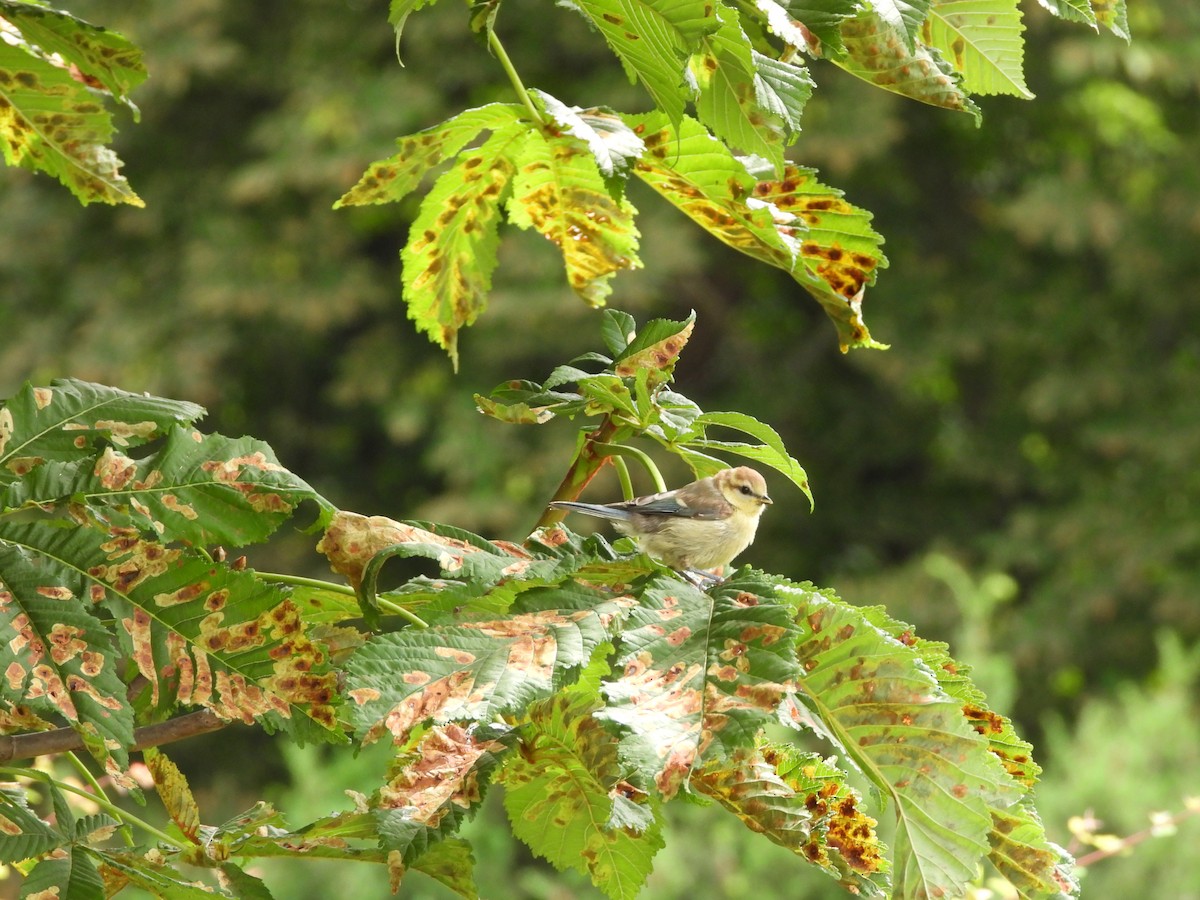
506, 126, 641, 309
401, 118, 526, 368
0, 517, 342, 748
773, 580, 1024, 900
597, 575, 798, 798
0, 36, 141, 205
0, 379, 203, 489
922, 0, 1032, 98
501, 693, 664, 900
375, 722, 513, 865
144, 748, 202, 844
4, 427, 326, 547
334, 103, 523, 208
345, 585, 631, 746
835, 10, 982, 122
0, 535, 133, 776
988, 799, 1079, 898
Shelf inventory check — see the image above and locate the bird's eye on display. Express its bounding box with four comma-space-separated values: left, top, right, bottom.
739, 485, 753, 496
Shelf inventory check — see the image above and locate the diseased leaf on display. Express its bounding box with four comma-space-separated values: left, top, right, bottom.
598, 575, 799, 798
693, 745, 889, 896
0, 784, 62, 863
506, 126, 641, 307
0, 539, 135, 779
218, 863, 276, 900
96, 849, 227, 898
374, 722, 513, 863
923, 0, 1032, 98
334, 104, 524, 207
0, 379, 204, 486
145, 748, 202, 844
837, 11, 982, 122
0, 518, 341, 747
774, 581, 1022, 900
869, 0, 932, 52
0, 1, 147, 102
4, 428, 325, 547
345, 585, 634, 746
988, 799, 1079, 899
0, 40, 141, 205
409, 839, 479, 900
613, 311, 695, 378
502, 693, 664, 900
401, 119, 525, 368
786, 0, 862, 56
19, 846, 105, 900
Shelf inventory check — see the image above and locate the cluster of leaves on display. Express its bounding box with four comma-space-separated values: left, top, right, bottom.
333, 0, 1129, 363
1, 314, 1076, 899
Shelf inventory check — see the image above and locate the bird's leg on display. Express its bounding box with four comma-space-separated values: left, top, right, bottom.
681, 567, 722, 588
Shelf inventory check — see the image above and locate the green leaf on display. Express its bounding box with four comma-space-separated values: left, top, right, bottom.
502, 693, 664, 900
4, 428, 325, 547
922, 0, 1032, 98
409, 839, 479, 900
597, 575, 799, 798
0, 1, 146, 102
836, 11, 982, 122
334, 104, 524, 207
751, 52, 814, 138
0, 40, 140, 205
0, 379, 205, 487
19, 847, 105, 900
344, 585, 633, 745
691, 6, 789, 167
565, 0, 719, 122
218, 863, 277, 900
786, 0, 862, 56
506, 126, 641, 307
601, 309, 638, 357
628, 112, 796, 270
776, 583, 1021, 900
987, 800, 1080, 899
0, 518, 341, 747
683, 410, 813, 506
0, 784, 62, 863
1035, 0, 1128, 40
0, 537, 135, 776
401, 120, 526, 368
389, 0, 444, 49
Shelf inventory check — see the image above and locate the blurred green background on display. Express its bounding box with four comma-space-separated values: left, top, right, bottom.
2, 0, 1198, 897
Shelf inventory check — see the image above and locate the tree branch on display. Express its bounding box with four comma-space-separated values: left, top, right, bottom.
0, 710, 233, 764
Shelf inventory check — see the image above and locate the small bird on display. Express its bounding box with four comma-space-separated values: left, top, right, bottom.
548, 466, 772, 578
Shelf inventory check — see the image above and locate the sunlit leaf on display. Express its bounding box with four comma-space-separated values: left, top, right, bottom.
506, 126, 641, 307
502, 693, 664, 900
145, 748, 202, 844
0, 40, 140, 205
837, 10, 982, 122
565, 0, 718, 122
869, 0, 932, 51
923, 0, 1032, 98
401, 120, 525, 368
988, 799, 1080, 899
334, 104, 525, 207
534, 91, 645, 179
4, 428, 324, 546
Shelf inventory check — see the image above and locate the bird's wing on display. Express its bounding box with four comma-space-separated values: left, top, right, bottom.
621, 490, 731, 520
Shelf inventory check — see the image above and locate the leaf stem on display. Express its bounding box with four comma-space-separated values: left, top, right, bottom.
0, 766, 189, 852
257, 571, 429, 629
595, 442, 667, 494
487, 26, 545, 127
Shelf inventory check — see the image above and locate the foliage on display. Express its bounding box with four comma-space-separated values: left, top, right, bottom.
0, 0, 1161, 897
2, 314, 1074, 900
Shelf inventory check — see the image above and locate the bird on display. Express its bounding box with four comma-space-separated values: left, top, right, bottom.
548, 466, 772, 579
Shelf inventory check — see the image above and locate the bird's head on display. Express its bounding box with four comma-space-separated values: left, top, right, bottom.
714, 466, 773, 516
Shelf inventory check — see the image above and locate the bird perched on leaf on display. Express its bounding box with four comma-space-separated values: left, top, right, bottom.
548, 466, 772, 579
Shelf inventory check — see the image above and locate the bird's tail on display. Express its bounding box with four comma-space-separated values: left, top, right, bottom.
547, 501, 632, 522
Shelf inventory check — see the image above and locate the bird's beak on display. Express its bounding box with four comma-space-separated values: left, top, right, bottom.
761, 495, 773, 505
